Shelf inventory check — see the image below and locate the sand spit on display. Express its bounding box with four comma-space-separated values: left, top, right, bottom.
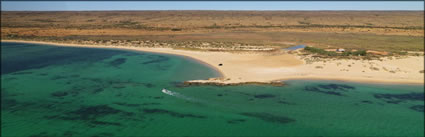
3, 40, 424, 85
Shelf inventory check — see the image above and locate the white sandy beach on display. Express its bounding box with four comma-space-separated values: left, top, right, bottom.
2, 40, 424, 84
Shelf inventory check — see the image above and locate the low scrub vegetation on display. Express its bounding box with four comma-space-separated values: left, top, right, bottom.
2, 11, 423, 53
304, 46, 367, 56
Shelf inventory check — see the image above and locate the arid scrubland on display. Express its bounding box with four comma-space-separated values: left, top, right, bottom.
1, 11, 424, 52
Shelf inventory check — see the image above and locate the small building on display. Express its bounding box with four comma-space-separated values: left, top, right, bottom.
336, 48, 345, 52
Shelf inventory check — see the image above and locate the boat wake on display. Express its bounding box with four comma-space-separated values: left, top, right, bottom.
161, 88, 197, 102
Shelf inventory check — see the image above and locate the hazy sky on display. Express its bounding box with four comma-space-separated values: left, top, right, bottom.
1, 1, 424, 11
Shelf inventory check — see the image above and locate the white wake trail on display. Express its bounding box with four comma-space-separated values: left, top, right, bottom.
161, 88, 197, 102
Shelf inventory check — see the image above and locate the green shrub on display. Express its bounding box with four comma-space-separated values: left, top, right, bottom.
171, 28, 182, 31
352, 50, 367, 56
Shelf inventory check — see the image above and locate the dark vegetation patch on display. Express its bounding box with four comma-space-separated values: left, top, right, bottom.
62, 131, 79, 137
39, 73, 48, 76
85, 78, 155, 88
11, 71, 33, 75
51, 91, 69, 97
51, 86, 84, 97
108, 58, 126, 67
304, 46, 367, 56
1, 99, 19, 110
29, 131, 51, 137
141, 102, 161, 106
113, 102, 141, 107
92, 88, 104, 94
69, 105, 123, 119
217, 94, 223, 97
304, 84, 355, 96
409, 105, 424, 112
361, 100, 373, 104
69, 74, 80, 78
32, 19, 57, 22
1, 89, 19, 98
305, 86, 342, 96
254, 94, 276, 99
38, 103, 60, 109
90, 120, 122, 126
373, 92, 424, 104
115, 93, 123, 97
152, 63, 171, 71
234, 91, 254, 96
142, 55, 169, 65
240, 112, 295, 124
278, 100, 295, 105
80, 78, 155, 93
1, 99, 33, 112
91, 132, 115, 137
50, 75, 68, 80
318, 84, 355, 90
112, 85, 126, 89
142, 108, 206, 119
4, 77, 17, 80
385, 100, 403, 104
227, 119, 246, 124
171, 28, 182, 31
144, 83, 155, 88
50, 74, 79, 80
44, 105, 134, 127
66, 86, 84, 96
153, 96, 164, 99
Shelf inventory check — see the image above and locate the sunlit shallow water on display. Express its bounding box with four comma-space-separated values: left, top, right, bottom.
1, 42, 424, 136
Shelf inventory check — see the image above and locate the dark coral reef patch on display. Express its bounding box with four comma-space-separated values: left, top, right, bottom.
305, 84, 355, 96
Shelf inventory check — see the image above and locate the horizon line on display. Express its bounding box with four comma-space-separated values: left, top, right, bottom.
2, 9, 424, 12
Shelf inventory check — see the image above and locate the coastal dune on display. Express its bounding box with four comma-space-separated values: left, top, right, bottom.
2, 40, 424, 85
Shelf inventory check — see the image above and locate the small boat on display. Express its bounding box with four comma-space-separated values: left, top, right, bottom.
161, 88, 175, 96
161, 88, 198, 102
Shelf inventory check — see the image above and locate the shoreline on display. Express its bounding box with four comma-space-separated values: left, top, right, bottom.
2, 39, 424, 85
1, 40, 226, 78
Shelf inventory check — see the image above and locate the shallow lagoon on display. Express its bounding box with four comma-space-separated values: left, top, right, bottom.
1, 42, 424, 136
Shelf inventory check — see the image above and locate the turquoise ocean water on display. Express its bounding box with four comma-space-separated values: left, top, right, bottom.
1, 42, 424, 136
